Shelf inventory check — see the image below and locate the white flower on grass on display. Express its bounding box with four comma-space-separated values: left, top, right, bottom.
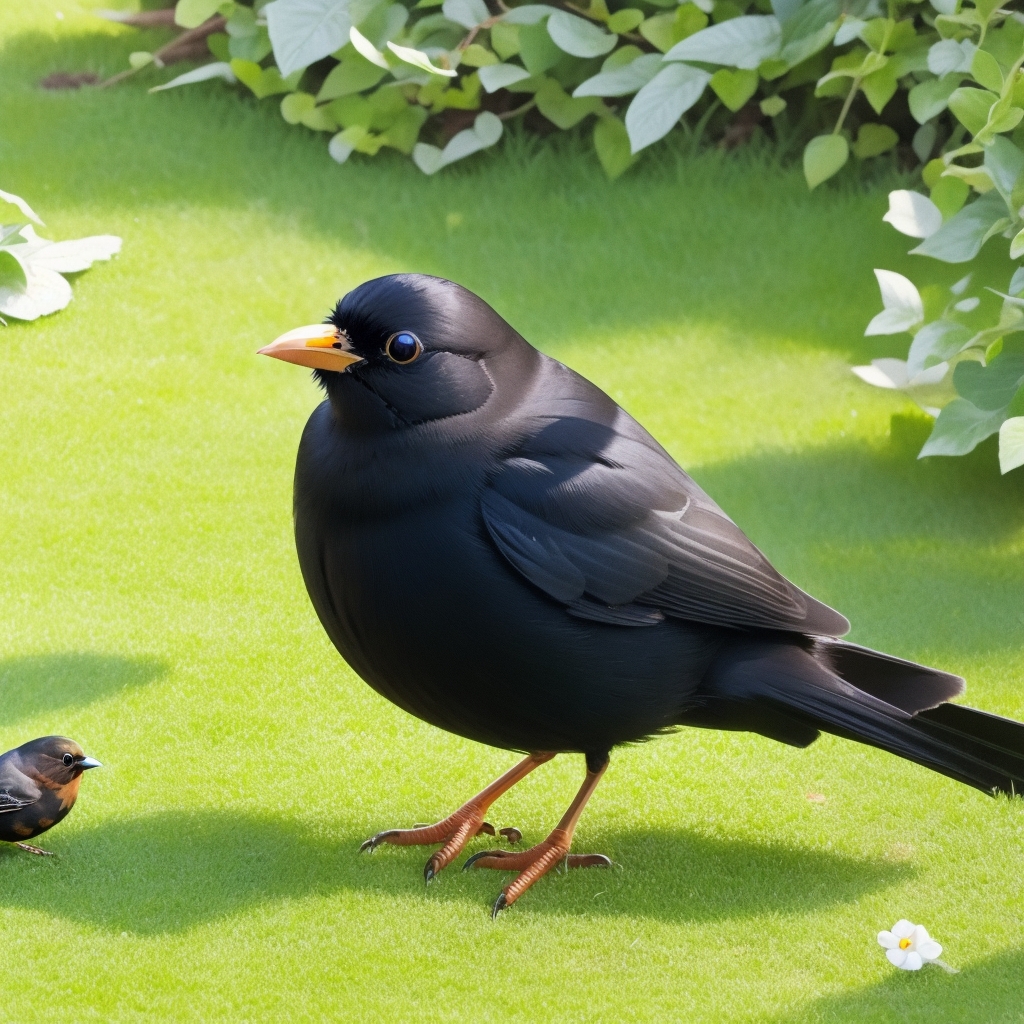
877, 919, 943, 970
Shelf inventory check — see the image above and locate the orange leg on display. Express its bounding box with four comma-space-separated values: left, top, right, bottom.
15, 842, 54, 856
360, 752, 555, 882
464, 756, 611, 917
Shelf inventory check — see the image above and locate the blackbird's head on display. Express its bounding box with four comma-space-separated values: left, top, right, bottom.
17, 736, 102, 783
259, 274, 529, 433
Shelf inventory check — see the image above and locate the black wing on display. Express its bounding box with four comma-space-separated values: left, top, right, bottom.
481, 363, 849, 636
0, 757, 41, 814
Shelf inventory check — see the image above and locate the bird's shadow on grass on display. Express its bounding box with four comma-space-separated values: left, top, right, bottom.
0, 653, 168, 729
0, 811, 910, 934
775, 947, 1024, 1024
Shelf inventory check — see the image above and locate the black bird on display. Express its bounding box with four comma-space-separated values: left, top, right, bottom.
0, 736, 102, 855
261, 274, 1024, 916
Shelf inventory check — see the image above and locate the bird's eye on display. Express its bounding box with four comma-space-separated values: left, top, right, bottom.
385, 332, 422, 365
62, 753, 74, 766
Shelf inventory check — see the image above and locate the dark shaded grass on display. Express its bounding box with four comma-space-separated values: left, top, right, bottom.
0, 811, 910, 933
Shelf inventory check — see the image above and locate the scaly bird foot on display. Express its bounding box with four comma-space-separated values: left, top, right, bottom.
463, 827, 612, 915
15, 842, 54, 856
360, 807, 522, 883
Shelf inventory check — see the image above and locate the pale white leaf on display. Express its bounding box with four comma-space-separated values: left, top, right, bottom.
573, 53, 661, 98
501, 5, 557, 24
999, 416, 1024, 473
149, 61, 237, 91
350, 25, 389, 67
328, 132, 355, 163
387, 41, 457, 76
864, 269, 924, 335
833, 17, 865, 46
413, 111, 502, 173
954, 296, 979, 312
882, 190, 942, 239
547, 11, 617, 58
0, 188, 44, 226
412, 143, 445, 174
265, 0, 352, 78
478, 62, 532, 92
625, 63, 710, 154
0, 262, 73, 321
24, 235, 121, 273
852, 360, 907, 389
442, 0, 489, 29
927, 37, 974, 76
664, 15, 781, 70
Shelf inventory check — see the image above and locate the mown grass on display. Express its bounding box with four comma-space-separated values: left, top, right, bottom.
2, 2, 1023, 1021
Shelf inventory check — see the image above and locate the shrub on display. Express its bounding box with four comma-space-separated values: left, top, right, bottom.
120, 0, 1020, 181
852, 11, 1024, 474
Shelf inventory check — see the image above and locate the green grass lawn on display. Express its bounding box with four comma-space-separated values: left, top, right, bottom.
3, 3, 1024, 1021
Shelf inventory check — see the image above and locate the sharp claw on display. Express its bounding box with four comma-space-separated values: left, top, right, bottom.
491, 892, 508, 919
476, 821, 496, 836
498, 827, 522, 844
424, 860, 436, 885
360, 831, 395, 853
462, 850, 492, 871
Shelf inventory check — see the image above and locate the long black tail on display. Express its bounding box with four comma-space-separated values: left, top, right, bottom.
687, 638, 1024, 797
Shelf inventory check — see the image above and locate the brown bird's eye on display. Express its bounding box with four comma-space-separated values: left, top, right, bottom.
385, 332, 421, 365
62, 753, 74, 766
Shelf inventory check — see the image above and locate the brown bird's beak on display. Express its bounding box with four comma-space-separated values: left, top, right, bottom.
79, 756, 102, 770
258, 324, 364, 372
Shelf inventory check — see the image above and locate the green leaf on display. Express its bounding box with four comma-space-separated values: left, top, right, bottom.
490, 22, 520, 59
233, 59, 302, 98
607, 8, 644, 34
316, 49, 388, 100
129, 51, 155, 69
971, 48, 1003, 93
207, 31, 231, 61
919, 397, 1005, 457
593, 116, 634, 178
175, 0, 222, 29
639, 13, 677, 53
861, 61, 897, 115
624, 63, 711, 153
535, 77, 605, 127
378, 104, 429, 153
999, 416, 1024, 473
664, 15, 781, 69
518, 20, 562, 74
280, 91, 317, 123
911, 191, 1010, 262
953, 352, 1024, 411
760, 94, 785, 116
709, 67, 757, 111
947, 86, 999, 135
930, 175, 969, 219
1010, 227, 1024, 260
908, 74, 961, 124
852, 122, 898, 159
0, 250, 27, 290
803, 134, 848, 190
460, 43, 499, 66
228, 26, 272, 62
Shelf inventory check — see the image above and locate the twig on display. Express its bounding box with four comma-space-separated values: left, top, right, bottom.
498, 97, 536, 119
98, 15, 227, 89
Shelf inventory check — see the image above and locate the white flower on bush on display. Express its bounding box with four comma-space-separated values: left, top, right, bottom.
877, 920, 943, 970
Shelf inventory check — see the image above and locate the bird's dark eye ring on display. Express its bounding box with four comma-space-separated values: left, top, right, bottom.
385, 332, 422, 365
62, 753, 74, 766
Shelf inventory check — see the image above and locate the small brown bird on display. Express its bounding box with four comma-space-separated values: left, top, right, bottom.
0, 736, 102, 855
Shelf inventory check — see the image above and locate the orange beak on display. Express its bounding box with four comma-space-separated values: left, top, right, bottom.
258, 324, 364, 372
